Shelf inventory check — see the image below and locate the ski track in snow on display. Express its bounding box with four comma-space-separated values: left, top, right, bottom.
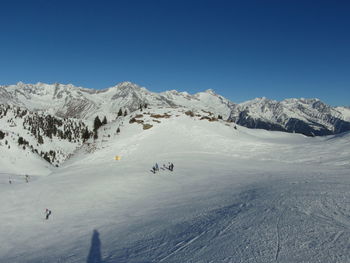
98, 175, 350, 263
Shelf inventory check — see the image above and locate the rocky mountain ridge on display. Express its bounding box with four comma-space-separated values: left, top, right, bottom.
0, 82, 235, 121
228, 97, 350, 136
1, 81, 350, 136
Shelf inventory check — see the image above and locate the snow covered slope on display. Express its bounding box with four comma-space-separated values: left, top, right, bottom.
0, 135, 52, 176
229, 97, 350, 136
1, 106, 350, 262
0, 104, 91, 170
159, 89, 235, 118
336, 106, 350, 121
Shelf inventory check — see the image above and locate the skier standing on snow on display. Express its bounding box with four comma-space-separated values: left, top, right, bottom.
45, 209, 52, 220
155, 163, 159, 172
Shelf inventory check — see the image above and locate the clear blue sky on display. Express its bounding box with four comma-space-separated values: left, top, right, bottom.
0, 0, 349, 106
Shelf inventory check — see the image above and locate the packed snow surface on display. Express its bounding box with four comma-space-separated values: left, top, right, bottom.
1, 107, 350, 263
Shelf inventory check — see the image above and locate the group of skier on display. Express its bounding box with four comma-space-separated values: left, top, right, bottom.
8, 174, 30, 184
151, 162, 175, 174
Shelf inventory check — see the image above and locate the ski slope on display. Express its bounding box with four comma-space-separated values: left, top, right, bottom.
1, 107, 350, 263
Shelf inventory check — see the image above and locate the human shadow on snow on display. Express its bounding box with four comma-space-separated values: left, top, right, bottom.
86, 229, 153, 263
87, 230, 103, 263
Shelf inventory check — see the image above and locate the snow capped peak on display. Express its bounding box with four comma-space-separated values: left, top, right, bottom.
282, 97, 321, 105
115, 81, 139, 88
9, 82, 84, 95
103, 82, 149, 96
163, 89, 190, 97
239, 97, 274, 107
204, 89, 216, 95
119, 81, 137, 86
107, 81, 142, 90
167, 89, 180, 94
16, 81, 25, 87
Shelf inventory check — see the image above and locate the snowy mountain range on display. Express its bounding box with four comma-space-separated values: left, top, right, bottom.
1, 81, 350, 137
0, 82, 235, 121
228, 97, 350, 136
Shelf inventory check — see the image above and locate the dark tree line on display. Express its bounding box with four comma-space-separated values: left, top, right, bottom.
22, 111, 91, 143
0, 104, 10, 118
0, 104, 96, 165
93, 115, 109, 139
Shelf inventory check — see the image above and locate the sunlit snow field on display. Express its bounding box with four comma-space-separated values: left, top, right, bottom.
1, 108, 350, 263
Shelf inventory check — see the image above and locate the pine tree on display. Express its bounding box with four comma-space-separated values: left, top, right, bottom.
124, 109, 127, 116
43, 152, 51, 163
93, 116, 102, 131
0, 130, 4, 140
38, 134, 44, 144
116, 127, 120, 134
117, 109, 123, 117
18, 137, 24, 145
82, 127, 90, 142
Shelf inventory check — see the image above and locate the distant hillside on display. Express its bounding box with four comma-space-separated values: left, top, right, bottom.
0, 104, 92, 171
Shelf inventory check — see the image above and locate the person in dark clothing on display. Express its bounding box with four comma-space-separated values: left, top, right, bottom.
170, 163, 174, 171
45, 209, 52, 220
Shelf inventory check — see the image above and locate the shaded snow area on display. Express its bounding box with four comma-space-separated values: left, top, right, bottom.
1, 107, 350, 263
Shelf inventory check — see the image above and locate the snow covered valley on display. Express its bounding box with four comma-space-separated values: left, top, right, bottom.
1, 108, 350, 263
